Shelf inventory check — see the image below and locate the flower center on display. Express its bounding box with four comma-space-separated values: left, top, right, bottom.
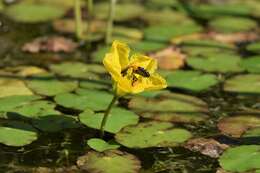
121, 66, 150, 86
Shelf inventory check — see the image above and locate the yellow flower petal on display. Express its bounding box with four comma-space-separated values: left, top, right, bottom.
143, 73, 167, 91
129, 54, 157, 73
103, 40, 130, 81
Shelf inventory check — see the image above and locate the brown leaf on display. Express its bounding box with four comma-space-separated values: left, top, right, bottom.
149, 47, 186, 70
184, 138, 229, 158
22, 36, 78, 53
208, 32, 259, 44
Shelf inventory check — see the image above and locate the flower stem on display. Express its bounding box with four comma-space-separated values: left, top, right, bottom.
105, 0, 117, 44
100, 94, 118, 138
74, 0, 83, 40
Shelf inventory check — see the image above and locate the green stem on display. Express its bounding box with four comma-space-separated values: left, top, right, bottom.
100, 94, 118, 138
74, 0, 83, 40
87, 0, 93, 16
105, 0, 117, 44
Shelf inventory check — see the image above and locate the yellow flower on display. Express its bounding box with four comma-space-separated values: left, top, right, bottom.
103, 40, 167, 96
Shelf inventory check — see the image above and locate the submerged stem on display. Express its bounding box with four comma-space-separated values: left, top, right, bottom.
105, 0, 117, 44
74, 0, 83, 40
100, 94, 118, 138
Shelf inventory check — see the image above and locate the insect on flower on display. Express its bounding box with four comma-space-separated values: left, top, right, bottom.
103, 40, 167, 95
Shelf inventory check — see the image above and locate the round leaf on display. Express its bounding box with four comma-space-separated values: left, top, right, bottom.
240, 56, 260, 73
209, 17, 257, 33
5, 3, 66, 23
219, 145, 260, 172
115, 121, 192, 148
187, 54, 243, 73
87, 138, 120, 152
77, 150, 141, 173
224, 74, 260, 94
0, 122, 38, 147
25, 73, 78, 96
166, 70, 219, 92
129, 93, 209, 124
79, 108, 139, 134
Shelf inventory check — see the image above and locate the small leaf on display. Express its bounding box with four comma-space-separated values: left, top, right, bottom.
79, 108, 139, 134
115, 121, 192, 148
77, 150, 141, 173
87, 138, 120, 152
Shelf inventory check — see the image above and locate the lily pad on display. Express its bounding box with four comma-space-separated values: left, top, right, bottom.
223, 74, 260, 94
0, 95, 41, 112
217, 115, 260, 137
115, 121, 192, 148
92, 46, 110, 63
5, 100, 60, 119
246, 42, 260, 54
32, 114, 79, 132
243, 127, 260, 137
144, 23, 202, 42
49, 62, 105, 79
0, 121, 38, 147
130, 41, 167, 53
0, 77, 34, 98
240, 56, 260, 73
94, 3, 144, 21
79, 108, 139, 134
4, 3, 66, 23
77, 150, 141, 173
187, 54, 243, 73
209, 17, 257, 33
180, 39, 235, 56
166, 70, 219, 92
191, 4, 252, 19
25, 73, 78, 96
219, 145, 260, 172
79, 80, 110, 90
55, 89, 113, 111
129, 93, 209, 124
141, 9, 193, 26
87, 138, 120, 152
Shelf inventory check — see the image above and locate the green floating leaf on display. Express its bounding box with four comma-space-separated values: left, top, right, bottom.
209, 17, 257, 33
25, 73, 78, 96
130, 41, 167, 53
87, 138, 120, 152
49, 62, 105, 79
145, 0, 179, 9
191, 4, 251, 19
219, 145, 260, 172
166, 70, 219, 92
94, 3, 144, 21
0, 121, 38, 147
115, 121, 192, 148
243, 127, 260, 137
141, 9, 193, 26
79, 108, 139, 134
77, 150, 141, 173
32, 114, 79, 132
144, 23, 202, 42
0, 77, 34, 98
224, 74, 260, 94
79, 80, 110, 90
55, 89, 113, 111
218, 115, 260, 137
246, 42, 260, 54
0, 95, 41, 112
240, 56, 260, 73
180, 39, 235, 56
92, 46, 110, 63
4, 3, 66, 23
187, 54, 243, 73
129, 93, 208, 124
5, 100, 60, 119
